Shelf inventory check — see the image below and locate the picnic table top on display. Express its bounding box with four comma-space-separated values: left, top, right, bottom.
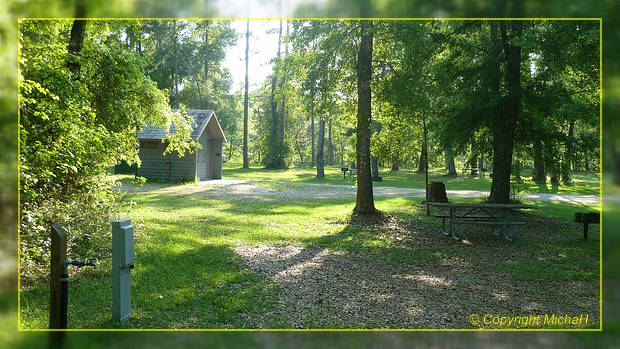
427, 202, 531, 210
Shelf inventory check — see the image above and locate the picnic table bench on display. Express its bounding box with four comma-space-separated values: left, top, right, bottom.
574, 212, 600, 239
427, 202, 530, 242
340, 164, 357, 179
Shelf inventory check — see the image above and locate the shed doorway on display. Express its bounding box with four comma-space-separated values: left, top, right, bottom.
197, 136, 212, 181
205, 139, 213, 180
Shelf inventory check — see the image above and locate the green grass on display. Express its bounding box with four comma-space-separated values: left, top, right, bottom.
18, 165, 602, 329
222, 162, 600, 195
521, 198, 599, 221
495, 239, 600, 282
496, 259, 598, 282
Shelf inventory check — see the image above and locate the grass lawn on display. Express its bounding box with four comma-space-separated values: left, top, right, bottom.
18, 165, 601, 329
222, 162, 601, 195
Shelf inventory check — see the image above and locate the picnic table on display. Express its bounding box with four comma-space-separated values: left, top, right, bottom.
341, 163, 357, 179
427, 202, 530, 242
340, 167, 357, 179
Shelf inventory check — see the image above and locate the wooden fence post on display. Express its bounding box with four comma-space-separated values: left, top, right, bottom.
50, 224, 67, 329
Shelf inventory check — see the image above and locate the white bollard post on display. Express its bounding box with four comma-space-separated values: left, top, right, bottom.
112, 219, 134, 322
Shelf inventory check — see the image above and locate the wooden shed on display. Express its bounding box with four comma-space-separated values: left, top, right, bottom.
137, 109, 226, 181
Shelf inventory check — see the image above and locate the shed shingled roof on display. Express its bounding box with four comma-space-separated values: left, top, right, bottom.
138, 109, 226, 142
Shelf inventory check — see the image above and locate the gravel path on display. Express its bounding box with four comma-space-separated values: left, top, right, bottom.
196, 180, 600, 206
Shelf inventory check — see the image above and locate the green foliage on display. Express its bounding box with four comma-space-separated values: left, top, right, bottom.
140, 20, 236, 107
261, 139, 292, 169
18, 20, 199, 281
255, 20, 600, 179
139, 20, 241, 151
19, 188, 118, 281
162, 110, 201, 157
281, 20, 362, 172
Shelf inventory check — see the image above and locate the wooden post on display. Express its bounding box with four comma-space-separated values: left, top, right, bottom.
50, 224, 67, 329
423, 115, 430, 216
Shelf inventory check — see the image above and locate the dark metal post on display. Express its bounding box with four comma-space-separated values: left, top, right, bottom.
50, 225, 67, 349
50, 224, 67, 329
60, 268, 68, 329
50, 224, 96, 333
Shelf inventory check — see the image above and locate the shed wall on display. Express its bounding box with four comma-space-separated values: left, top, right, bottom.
137, 141, 197, 181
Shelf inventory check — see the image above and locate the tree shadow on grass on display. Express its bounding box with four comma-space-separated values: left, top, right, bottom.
233, 209, 600, 329
127, 241, 277, 329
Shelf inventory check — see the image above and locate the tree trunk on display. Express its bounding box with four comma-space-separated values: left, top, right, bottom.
418, 142, 426, 173
269, 22, 281, 148
136, 24, 142, 53
390, 161, 400, 172
179, 47, 204, 106
489, 20, 523, 204
423, 115, 430, 215
328, 113, 334, 166
204, 21, 209, 81
469, 142, 478, 170
227, 137, 235, 160
316, 118, 325, 179
67, 20, 86, 73
550, 170, 560, 185
311, 114, 315, 166
173, 20, 180, 109
270, 74, 278, 142
561, 121, 574, 185
532, 138, 546, 182
445, 146, 457, 176
354, 20, 376, 215
295, 128, 305, 164
427, 182, 449, 203
278, 20, 286, 144
419, 114, 429, 174
243, 20, 250, 169
417, 144, 427, 173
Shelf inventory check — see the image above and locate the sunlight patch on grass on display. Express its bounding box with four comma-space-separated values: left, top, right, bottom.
222, 163, 600, 195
